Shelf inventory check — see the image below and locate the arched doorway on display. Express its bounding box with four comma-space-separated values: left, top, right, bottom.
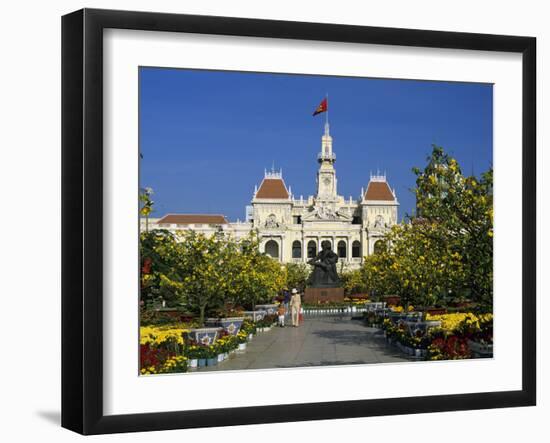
264, 240, 279, 259
337, 240, 347, 258
292, 240, 302, 259
307, 240, 317, 258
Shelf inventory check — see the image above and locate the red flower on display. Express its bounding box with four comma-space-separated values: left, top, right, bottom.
142, 257, 153, 274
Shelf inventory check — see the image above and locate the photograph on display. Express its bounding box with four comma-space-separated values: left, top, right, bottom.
0, 0, 544, 440
138, 67, 494, 375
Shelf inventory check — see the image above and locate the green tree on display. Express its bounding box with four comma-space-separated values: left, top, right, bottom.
284, 262, 310, 292
363, 221, 465, 307
176, 230, 230, 324
413, 146, 493, 307
340, 268, 368, 296
140, 229, 185, 306
361, 145, 493, 310
234, 233, 286, 309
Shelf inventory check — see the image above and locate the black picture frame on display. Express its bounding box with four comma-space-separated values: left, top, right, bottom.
62, 8, 536, 435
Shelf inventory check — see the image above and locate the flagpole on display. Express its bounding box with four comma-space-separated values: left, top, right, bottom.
325, 92, 329, 128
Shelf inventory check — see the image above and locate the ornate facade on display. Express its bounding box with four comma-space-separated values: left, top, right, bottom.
144, 123, 399, 268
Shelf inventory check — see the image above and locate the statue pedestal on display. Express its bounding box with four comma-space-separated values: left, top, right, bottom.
304, 287, 345, 303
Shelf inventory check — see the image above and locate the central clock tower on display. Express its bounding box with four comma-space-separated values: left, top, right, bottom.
316, 122, 338, 200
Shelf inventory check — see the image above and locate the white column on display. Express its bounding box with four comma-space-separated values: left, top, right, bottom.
303, 237, 307, 261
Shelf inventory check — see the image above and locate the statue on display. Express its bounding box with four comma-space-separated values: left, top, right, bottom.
265, 213, 279, 229
307, 241, 341, 287
374, 214, 384, 228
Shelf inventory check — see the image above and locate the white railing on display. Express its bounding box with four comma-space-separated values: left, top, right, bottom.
301, 306, 368, 316
317, 152, 336, 161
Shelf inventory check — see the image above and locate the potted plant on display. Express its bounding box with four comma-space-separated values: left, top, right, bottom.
236, 331, 248, 351
196, 346, 208, 367
186, 344, 200, 368
206, 345, 218, 366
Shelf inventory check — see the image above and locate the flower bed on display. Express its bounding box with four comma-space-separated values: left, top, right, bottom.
426, 312, 493, 360
254, 314, 278, 330
139, 323, 191, 375
375, 308, 493, 361
140, 319, 274, 374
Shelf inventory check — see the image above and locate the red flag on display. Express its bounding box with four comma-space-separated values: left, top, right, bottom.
312, 97, 328, 116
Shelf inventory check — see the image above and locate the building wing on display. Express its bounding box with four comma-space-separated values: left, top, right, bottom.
156, 214, 229, 225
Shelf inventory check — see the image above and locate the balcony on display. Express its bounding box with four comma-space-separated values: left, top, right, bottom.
317, 152, 336, 161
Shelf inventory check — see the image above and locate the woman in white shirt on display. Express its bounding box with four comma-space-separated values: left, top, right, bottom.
289, 288, 302, 327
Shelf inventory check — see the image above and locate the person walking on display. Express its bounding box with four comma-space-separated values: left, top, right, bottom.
289, 288, 302, 327
277, 303, 286, 327
283, 288, 291, 312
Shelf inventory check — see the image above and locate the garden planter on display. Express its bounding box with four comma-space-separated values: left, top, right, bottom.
255, 304, 278, 315
204, 317, 245, 335
224, 352, 229, 359
197, 358, 207, 367
365, 302, 386, 312
238, 343, 247, 351
217, 353, 224, 362
467, 339, 493, 357
206, 357, 218, 366
248, 333, 253, 340
188, 358, 198, 368
243, 310, 266, 322
186, 327, 222, 346
219, 317, 245, 335
404, 319, 441, 337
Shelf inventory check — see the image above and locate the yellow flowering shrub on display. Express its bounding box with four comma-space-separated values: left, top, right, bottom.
139, 324, 190, 346
426, 312, 493, 335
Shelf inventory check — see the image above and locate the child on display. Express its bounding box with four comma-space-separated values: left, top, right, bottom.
277, 303, 286, 327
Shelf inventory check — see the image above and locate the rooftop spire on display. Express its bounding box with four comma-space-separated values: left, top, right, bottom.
318, 117, 335, 164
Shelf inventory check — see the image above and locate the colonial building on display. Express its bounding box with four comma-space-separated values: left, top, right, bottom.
143, 123, 399, 268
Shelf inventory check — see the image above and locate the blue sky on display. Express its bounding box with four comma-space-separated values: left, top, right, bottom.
139, 67, 492, 221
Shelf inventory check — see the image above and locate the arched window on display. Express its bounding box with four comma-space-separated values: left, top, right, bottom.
307, 240, 317, 258
352, 240, 361, 258
373, 240, 387, 254
292, 240, 302, 259
264, 240, 279, 259
337, 240, 347, 258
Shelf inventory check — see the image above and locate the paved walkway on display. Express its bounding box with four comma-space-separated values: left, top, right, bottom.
199, 316, 412, 372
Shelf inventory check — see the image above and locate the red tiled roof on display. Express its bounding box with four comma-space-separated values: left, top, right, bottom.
255, 178, 289, 199
364, 181, 395, 201
157, 214, 228, 224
